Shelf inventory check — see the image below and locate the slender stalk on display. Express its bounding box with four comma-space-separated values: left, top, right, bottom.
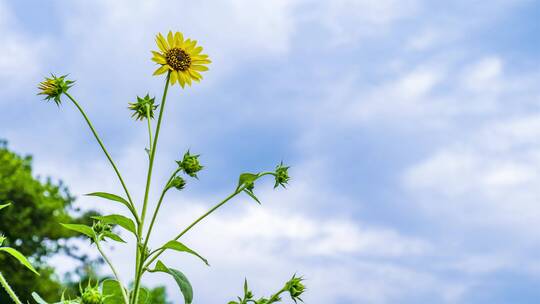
146, 103, 153, 153
132, 72, 170, 304
96, 241, 130, 304
143, 168, 180, 250
0, 272, 22, 304
140, 71, 170, 232
64, 93, 139, 223
143, 186, 245, 270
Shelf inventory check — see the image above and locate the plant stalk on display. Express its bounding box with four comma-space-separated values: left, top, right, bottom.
0, 272, 22, 304
132, 72, 170, 304
96, 241, 130, 304
64, 93, 139, 223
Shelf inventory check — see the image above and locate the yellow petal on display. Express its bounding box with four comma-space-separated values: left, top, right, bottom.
174, 32, 184, 47
183, 71, 192, 86
167, 31, 175, 47
192, 46, 203, 55
153, 65, 169, 76
156, 34, 168, 52
177, 72, 186, 88
189, 69, 202, 82
185, 40, 197, 51
190, 65, 208, 71
152, 54, 167, 64
171, 70, 179, 85
192, 59, 211, 64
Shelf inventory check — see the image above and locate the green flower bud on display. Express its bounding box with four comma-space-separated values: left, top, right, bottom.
92, 221, 111, 235
128, 94, 158, 120
177, 150, 203, 178
37, 74, 74, 105
274, 162, 290, 188
285, 275, 305, 303
168, 176, 186, 190
81, 285, 103, 304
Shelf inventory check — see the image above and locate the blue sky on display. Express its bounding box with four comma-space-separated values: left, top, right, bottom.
2, 0, 540, 303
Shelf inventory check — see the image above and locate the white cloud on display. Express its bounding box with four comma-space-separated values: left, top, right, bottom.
403, 114, 540, 232
0, 0, 50, 92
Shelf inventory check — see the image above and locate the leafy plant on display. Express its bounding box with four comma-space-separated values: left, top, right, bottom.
0, 141, 101, 302
0, 203, 39, 304
34, 31, 305, 304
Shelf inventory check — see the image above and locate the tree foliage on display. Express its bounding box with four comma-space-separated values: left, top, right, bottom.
0, 140, 95, 302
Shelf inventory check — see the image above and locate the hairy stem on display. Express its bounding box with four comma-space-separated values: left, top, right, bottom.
64, 93, 139, 223
96, 241, 130, 304
0, 272, 22, 304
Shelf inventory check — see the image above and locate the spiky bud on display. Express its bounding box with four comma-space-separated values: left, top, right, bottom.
37, 74, 74, 105
81, 285, 103, 304
274, 162, 290, 188
176, 150, 203, 178
128, 94, 158, 120
168, 176, 186, 190
0, 234, 5, 246
285, 275, 305, 303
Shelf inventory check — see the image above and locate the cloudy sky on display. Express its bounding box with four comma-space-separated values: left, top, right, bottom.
2, 0, 540, 303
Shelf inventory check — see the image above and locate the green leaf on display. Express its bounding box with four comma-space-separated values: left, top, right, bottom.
86, 192, 136, 217
60, 223, 95, 240
162, 240, 209, 266
131, 287, 149, 304
31, 292, 49, 304
236, 173, 258, 191
149, 260, 193, 304
92, 214, 137, 237
102, 279, 125, 304
0, 202, 11, 211
103, 231, 126, 243
243, 189, 261, 205
0, 247, 39, 275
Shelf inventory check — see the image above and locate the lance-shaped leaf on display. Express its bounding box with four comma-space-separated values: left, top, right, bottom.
102, 279, 126, 304
32, 292, 79, 304
86, 192, 137, 218
161, 240, 209, 266
103, 231, 126, 243
0, 247, 39, 275
60, 223, 95, 240
149, 260, 193, 304
243, 189, 261, 205
0, 202, 11, 211
92, 214, 137, 237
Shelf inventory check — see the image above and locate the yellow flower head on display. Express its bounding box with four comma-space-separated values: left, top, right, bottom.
152, 31, 211, 88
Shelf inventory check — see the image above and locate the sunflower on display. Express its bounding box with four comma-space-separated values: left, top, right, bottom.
151, 31, 211, 88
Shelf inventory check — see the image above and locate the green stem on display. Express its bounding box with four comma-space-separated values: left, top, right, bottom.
140, 72, 170, 233
142, 168, 180, 251
64, 93, 139, 223
146, 104, 153, 153
0, 272, 22, 304
132, 72, 170, 304
96, 241, 130, 304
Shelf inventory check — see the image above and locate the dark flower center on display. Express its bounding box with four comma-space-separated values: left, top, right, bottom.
166, 48, 191, 71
